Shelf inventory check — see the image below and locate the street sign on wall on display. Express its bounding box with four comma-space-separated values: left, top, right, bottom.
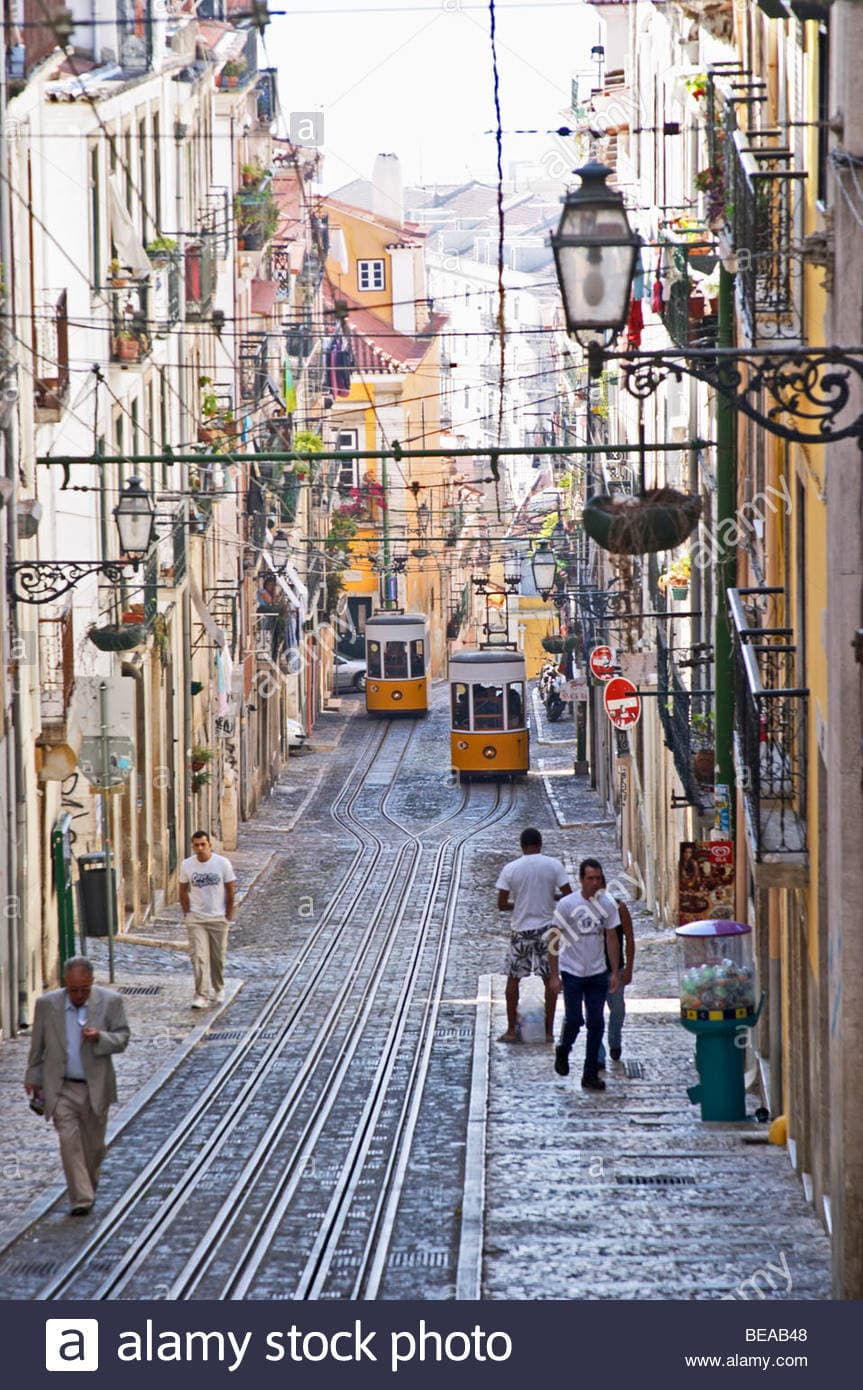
589, 644, 616, 681
603, 675, 642, 729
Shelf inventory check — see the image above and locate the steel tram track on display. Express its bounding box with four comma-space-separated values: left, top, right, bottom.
20, 715, 419, 1300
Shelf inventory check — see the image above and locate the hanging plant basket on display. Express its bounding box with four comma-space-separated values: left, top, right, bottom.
583, 488, 703, 556
671, 584, 689, 601
87, 623, 147, 652
541, 636, 565, 653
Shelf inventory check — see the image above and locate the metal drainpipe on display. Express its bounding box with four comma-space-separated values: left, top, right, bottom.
713, 265, 737, 815
1, 4, 29, 1024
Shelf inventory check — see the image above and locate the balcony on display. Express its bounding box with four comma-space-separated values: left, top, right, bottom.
729, 587, 809, 885
149, 255, 181, 335
658, 225, 718, 350
110, 281, 151, 364
215, 28, 259, 91
657, 630, 714, 815
239, 333, 268, 403
34, 289, 70, 422
185, 235, 217, 319
235, 178, 278, 252
728, 131, 807, 343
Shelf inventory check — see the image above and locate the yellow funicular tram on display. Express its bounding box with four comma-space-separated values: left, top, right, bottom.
449, 648, 529, 780
365, 611, 430, 716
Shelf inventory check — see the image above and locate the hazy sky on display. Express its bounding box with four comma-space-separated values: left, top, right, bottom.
267, 0, 600, 192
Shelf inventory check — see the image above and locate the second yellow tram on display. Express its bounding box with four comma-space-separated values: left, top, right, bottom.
365, 612, 430, 716
449, 648, 529, 778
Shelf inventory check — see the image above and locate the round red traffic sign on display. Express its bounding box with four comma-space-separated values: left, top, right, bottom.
604, 676, 642, 729
589, 645, 616, 681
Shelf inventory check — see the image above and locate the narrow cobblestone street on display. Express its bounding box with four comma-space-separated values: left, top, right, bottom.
0, 685, 831, 1300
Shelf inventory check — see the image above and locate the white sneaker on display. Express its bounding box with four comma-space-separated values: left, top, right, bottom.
212, 989, 225, 1004
191, 995, 210, 1009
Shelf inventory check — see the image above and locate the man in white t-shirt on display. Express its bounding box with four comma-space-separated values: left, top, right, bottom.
179, 830, 237, 1009
549, 857, 620, 1090
496, 828, 572, 1043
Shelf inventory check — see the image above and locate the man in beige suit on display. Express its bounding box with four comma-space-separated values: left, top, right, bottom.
24, 956, 130, 1216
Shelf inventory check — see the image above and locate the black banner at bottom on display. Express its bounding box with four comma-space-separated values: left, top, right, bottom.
0, 1299, 856, 1386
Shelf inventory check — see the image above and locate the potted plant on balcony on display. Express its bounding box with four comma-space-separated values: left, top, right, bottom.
191, 769, 211, 794
108, 257, 130, 287
190, 743, 214, 773
220, 58, 246, 89
659, 554, 692, 600
113, 329, 140, 362
241, 159, 266, 188
694, 162, 726, 231
145, 236, 177, 268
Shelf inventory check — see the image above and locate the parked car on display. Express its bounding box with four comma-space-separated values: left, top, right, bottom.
334, 653, 367, 692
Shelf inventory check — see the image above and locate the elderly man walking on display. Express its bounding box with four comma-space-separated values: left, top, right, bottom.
24, 957, 130, 1216
179, 829, 236, 1009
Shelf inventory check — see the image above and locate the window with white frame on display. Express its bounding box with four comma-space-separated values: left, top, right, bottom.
357, 259, 385, 292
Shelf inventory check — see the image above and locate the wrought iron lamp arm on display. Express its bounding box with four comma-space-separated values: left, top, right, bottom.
8, 559, 131, 605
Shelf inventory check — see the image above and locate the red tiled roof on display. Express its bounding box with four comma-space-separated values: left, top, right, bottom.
323, 285, 447, 373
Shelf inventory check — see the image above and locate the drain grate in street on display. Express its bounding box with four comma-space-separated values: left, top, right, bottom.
204, 1030, 248, 1042
119, 985, 163, 996
615, 1175, 697, 1187
625, 1060, 645, 1079
388, 1249, 449, 1269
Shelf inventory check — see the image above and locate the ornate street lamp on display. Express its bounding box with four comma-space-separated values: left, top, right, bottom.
271, 529, 290, 572
9, 476, 157, 604
552, 162, 863, 444
113, 475, 156, 559
503, 550, 522, 592
530, 541, 557, 600
551, 162, 640, 339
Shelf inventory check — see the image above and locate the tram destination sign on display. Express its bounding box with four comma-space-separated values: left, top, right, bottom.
604, 675, 642, 729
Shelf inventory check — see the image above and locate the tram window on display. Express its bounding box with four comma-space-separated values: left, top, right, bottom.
506, 682, 525, 729
367, 641, 382, 678
410, 638, 426, 677
385, 641, 408, 678
473, 683, 504, 730
452, 683, 469, 730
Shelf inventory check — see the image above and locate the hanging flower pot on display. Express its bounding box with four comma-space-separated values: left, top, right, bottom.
541, 636, 565, 653
671, 584, 689, 601
583, 489, 702, 555
87, 622, 147, 652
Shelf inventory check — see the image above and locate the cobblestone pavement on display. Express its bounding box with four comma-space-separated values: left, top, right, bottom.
0, 685, 832, 1300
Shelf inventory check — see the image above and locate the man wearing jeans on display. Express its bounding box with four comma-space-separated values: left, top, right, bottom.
549, 858, 620, 1091
179, 830, 236, 1009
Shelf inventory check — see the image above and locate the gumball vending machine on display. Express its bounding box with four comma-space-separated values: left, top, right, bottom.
675, 920, 763, 1121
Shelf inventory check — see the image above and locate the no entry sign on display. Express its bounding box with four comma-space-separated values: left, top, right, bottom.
604, 676, 642, 729
589, 645, 616, 681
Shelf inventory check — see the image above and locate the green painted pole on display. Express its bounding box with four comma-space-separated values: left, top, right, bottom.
381, 451, 393, 609
714, 263, 737, 820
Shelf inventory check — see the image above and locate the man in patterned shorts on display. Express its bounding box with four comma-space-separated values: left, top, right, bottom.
496, 828, 571, 1042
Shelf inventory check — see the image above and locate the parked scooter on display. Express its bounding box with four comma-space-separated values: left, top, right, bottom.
539, 661, 567, 722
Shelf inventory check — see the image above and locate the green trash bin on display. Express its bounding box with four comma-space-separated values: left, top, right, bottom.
676, 920, 763, 1122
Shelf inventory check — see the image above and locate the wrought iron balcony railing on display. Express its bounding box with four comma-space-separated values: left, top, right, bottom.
728, 586, 808, 870
34, 288, 70, 421
239, 332, 268, 403
728, 131, 806, 343
110, 281, 151, 363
